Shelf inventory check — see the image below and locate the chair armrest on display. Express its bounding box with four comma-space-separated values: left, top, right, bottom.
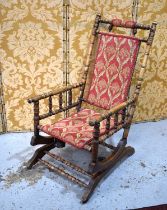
28, 82, 85, 103
89, 98, 136, 126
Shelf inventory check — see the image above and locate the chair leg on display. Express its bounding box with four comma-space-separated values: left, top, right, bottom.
89, 123, 100, 173
82, 145, 135, 203
27, 143, 55, 169
82, 174, 103, 203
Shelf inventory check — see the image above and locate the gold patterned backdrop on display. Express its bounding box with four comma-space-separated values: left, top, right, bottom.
0, 0, 63, 131
0, 0, 167, 132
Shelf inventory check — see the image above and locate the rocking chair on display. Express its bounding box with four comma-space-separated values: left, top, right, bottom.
27, 14, 156, 203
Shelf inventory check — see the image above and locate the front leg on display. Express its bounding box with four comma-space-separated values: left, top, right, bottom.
33, 101, 40, 137
31, 101, 59, 146
89, 122, 100, 173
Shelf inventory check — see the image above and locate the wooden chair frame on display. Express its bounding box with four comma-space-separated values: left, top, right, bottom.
27, 14, 156, 203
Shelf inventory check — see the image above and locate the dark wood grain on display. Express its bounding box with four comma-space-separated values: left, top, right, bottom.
27, 14, 156, 204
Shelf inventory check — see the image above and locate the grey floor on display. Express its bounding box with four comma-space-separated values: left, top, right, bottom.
0, 120, 167, 210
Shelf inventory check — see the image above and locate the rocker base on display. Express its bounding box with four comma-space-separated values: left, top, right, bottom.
27, 141, 135, 203
82, 146, 135, 203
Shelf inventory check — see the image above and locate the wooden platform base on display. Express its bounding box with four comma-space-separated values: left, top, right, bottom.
82, 146, 134, 203
27, 142, 134, 203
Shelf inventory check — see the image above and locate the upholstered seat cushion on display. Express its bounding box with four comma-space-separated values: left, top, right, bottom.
39, 109, 114, 149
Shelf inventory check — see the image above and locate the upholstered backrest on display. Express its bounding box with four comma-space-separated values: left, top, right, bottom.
85, 32, 140, 110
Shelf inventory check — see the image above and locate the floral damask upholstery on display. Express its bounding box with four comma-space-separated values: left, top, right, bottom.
39, 32, 140, 149
111, 19, 136, 28
39, 109, 114, 149
86, 32, 140, 110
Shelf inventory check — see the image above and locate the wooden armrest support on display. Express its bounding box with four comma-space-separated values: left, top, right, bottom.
39, 102, 79, 120
89, 98, 136, 126
28, 82, 85, 103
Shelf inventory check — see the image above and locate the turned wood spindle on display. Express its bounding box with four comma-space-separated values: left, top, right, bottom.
92, 122, 100, 163
106, 116, 110, 134
59, 93, 63, 109
34, 101, 39, 137
114, 112, 118, 129
68, 89, 72, 106
49, 96, 52, 114
77, 85, 84, 112
81, 14, 101, 99
121, 108, 126, 124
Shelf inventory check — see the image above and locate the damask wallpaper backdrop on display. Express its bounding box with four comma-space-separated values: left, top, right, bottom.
0, 0, 167, 131
0, 0, 63, 131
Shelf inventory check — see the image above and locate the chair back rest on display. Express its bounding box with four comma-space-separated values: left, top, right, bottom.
85, 32, 140, 110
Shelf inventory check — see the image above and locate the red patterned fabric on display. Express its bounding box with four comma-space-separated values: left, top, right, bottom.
86, 32, 140, 110
39, 109, 114, 149
111, 19, 136, 28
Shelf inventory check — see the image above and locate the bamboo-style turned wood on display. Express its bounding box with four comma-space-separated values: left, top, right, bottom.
76, 84, 85, 112
81, 14, 101, 86
0, 66, 7, 133
63, 3, 70, 117
97, 31, 147, 42
48, 96, 52, 114
121, 108, 126, 124
131, 0, 139, 35
68, 89, 72, 106
39, 102, 79, 120
134, 22, 157, 100
114, 113, 118, 128
147, 22, 157, 45
45, 151, 91, 177
63, 2, 70, 86
34, 101, 39, 136
39, 159, 88, 188
28, 82, 84, 103
27, 14, 157, 203
92, 123, 127, 145
59, 93, 63, 109
77, 14, 101, 110
100, 19, 151, 30
89, 98, 135, 126
98, 123, 128, 145
122, 102, 136, 142
92, 14, 101, 35
91, 122, 100, 164
106, 116, 110, 134
100, 141, 115, 150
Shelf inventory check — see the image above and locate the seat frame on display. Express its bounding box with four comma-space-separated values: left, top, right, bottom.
27, 14, 156, 203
